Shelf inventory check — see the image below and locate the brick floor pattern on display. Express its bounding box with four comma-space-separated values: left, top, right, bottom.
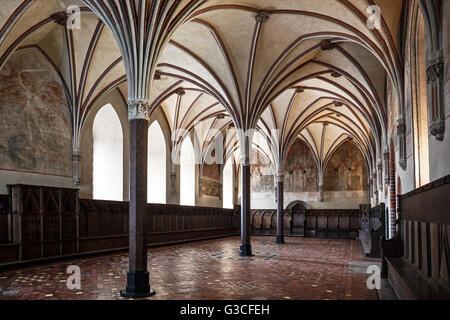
0, 236, 379, 300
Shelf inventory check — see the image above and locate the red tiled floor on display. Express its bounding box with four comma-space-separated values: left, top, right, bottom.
0, 236, 379, 300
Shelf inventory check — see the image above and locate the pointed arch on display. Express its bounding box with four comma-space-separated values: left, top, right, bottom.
180, 136, 196, 206
148, 121, 167, 204
411, 6, 430, 187
223, 157, 234, 209
92, 104, 123, 201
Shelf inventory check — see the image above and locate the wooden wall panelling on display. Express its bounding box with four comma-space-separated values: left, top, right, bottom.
0, 195, 11, 244
1, 185, 241, 267
383, 175, 450, 298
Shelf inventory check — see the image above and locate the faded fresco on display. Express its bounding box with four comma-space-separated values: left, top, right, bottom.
0, 49, 72, 176
200, 164, 221, 197
251, 164, 274, 193
324, 141, 368, 191
284, 140, 318, 192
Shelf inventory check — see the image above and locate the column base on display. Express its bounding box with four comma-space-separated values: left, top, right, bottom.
276, 236, 285, 244
120, 271, 155, 298
239, 244, 253, 257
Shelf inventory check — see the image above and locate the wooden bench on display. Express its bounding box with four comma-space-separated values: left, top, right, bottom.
386, 257, 450, 300
381, 175, 450, 300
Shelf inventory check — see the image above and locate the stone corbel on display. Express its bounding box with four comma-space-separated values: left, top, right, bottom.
426, 51, 445, 141
397, 118, 407, 171
128, 98, 151, 121
72, 151, 81, 185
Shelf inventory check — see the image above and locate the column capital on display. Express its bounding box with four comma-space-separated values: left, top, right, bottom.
240, 156, 250, 166
276, 173, 284, 183
128, 98, 151, 121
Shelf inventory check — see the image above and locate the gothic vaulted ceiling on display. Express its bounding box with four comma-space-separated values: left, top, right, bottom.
0, 0, 405, 174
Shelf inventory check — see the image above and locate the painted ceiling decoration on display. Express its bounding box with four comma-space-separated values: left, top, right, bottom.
1, 0, 443, 188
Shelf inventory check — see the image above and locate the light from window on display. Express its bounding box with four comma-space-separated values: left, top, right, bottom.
180, 136, 195, 206
92, 104, 123, 201
223, 157, 234, 209
148, 121, 166, 204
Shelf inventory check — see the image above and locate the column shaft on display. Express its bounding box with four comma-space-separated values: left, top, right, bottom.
121, 119, 152, 298
240, 164, 252, 256
276, 181, 285, 244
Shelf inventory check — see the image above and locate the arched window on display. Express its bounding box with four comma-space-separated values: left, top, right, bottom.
412, 10, 430, 187
92, 104, 123, 201
180, 136, 195, 206
223, 157, 234, 209
148, 121, 166, 204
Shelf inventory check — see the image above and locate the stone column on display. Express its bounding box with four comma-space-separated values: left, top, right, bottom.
72, 151, 81, 185
276, 174, 285, 244
384, 149, 390, 184
239, 132, 252, 257
377, 163, 383, 189
318, 172, 324, 202
240, 158, 252, 256
121, 99, 154, 298
373, 172, 378, 205
397, 118, 407, 170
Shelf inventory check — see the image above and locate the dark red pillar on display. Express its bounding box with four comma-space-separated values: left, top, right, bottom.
121, 119, 154, 298
276, 179, 285, 244
240, 164, 252, 256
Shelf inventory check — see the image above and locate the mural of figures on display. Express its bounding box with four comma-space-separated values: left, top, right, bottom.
200, 164, 221, 197
324, 141, 368, 191
284, 140, 318, 192
251, 164, 274, 193
0, 49, 72, 176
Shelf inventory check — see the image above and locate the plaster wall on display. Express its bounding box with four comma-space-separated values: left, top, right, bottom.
429, 0, 450, 181
251, 190, 368, 210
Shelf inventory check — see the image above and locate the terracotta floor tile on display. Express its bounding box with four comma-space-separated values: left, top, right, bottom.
0, 236, 379, 300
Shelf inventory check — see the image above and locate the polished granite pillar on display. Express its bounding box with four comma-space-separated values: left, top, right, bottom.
121, 101, 154, 298
276, 176, 285, 244
240, 163, 252, 256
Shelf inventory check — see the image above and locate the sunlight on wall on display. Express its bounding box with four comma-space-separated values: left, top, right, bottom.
180, 137, 196, 206
148, 121, 166, 204
93, 104, 123, 201
412, 12, 430, 187
223, 158, 234, 209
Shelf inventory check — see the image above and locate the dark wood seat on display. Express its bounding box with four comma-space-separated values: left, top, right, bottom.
381, 175, 450, 300
386, 257, 450, 300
